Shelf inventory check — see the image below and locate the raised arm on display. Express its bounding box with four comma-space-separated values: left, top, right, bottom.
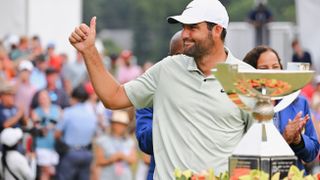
69, 17, 132, 109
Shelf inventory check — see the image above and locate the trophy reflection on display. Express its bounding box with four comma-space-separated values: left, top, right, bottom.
213, 63, 314, 179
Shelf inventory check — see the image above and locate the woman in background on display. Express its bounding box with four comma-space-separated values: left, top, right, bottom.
243, 45, 319, 172
31, 89, 61, 180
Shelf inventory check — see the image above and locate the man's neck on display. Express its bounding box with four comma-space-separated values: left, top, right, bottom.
195, 47, 227, 76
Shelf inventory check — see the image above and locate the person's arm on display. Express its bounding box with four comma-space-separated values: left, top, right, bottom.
3, 106, 24, 128
121, 147, 137, 165
311, 113, 320, 143
94, 145, 122, 166
54, 111, 67, 140
135, 108, 153, 155
69, 17, 132, 109
291, 99, 319, 163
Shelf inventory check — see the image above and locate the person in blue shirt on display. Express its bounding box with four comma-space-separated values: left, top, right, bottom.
55, 85, 97, 180
0, 82, 27, 133
135, 31, 183, 180
243, 45, 319, 171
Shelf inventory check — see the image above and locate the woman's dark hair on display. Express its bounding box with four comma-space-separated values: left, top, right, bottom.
71, 84, 89, 103
243, 45, 283, 69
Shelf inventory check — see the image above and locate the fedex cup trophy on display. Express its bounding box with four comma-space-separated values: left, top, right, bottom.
213, 63, 313, 178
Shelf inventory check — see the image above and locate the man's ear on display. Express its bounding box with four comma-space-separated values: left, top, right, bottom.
213, 25, 223, 39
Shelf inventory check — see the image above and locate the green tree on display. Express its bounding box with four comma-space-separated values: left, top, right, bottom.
83, 0, 296, 64
131, 0, 189, 63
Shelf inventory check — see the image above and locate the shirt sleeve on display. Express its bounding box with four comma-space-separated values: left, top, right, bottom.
135, 107, 153, 155
56, 109, 68, 132
15, 153, 35, 180
124, 59, 164, 109
291, 97, 319, 163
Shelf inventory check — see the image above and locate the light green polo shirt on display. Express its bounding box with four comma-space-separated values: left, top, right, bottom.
124, 49, 254, 179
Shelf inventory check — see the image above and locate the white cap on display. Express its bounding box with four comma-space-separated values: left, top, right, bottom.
0, 128, 23, 147
18, 60, 34, 71
167, 0, 229, 29
111, 110, 130, 125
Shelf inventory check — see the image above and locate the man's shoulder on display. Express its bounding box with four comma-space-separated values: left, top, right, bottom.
151, 55, 191, 73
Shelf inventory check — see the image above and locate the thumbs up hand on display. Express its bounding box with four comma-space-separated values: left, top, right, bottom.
69, 17, 97, 53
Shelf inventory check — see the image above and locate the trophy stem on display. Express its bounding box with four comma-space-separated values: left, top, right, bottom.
261, 123, 267, 142
252, 95, 274, 122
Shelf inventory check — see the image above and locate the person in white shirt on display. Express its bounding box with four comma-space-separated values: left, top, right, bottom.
0, 128, 36, 180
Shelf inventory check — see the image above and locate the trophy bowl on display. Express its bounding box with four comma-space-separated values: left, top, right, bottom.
212, 63, 315, 179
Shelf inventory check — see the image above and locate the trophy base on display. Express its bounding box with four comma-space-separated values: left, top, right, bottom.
229, 155, 297, 179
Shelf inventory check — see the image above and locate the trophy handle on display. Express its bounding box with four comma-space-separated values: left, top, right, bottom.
273, 90, 300, 113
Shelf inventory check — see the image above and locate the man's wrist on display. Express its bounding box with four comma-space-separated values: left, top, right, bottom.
80, 45, 97, 55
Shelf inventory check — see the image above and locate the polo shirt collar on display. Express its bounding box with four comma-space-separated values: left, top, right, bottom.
186, 47, 234, 78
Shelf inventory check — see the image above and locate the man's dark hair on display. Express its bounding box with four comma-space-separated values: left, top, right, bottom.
45, 67, 58, 76
206, 22, 227, 42
71, 85, 89, 103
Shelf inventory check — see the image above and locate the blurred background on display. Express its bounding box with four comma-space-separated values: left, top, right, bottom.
1, 0, 320, 179
0, 0, 319, 71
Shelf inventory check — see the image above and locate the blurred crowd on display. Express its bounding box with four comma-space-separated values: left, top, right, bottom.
0, 35, 153, 180
1, 31, 320, 180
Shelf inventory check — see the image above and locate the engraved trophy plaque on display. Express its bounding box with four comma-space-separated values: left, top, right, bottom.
212, 63, 314, 179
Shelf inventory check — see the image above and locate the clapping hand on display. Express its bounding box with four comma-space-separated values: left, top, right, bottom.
283, 111, 309, 145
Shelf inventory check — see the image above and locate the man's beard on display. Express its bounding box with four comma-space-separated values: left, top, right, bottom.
183, 33, 215, 60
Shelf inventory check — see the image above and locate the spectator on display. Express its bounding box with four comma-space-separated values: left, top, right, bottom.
30, 54, 48, 91
243, 45, 319, 171
248, 2, 273, 46
0, 128, 36, 180
0, 82, 27, 133
292, 39, 313, 66
30, 36, 43, 61
9, 36, 31, 61
55, 85, 97, 180
31, 67, 70, 109
46, 43, 63, 72
14, 60, 37, 117
94, 110, 137, 180
31, 89, 61, 180
108, 54, 119, 77
0, 48, 15, 81
311, 76, 320, 110
117, 50, 142, 84
61, 51, 88, 89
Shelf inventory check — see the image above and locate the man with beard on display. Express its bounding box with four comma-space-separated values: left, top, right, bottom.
68, 0, 253, 179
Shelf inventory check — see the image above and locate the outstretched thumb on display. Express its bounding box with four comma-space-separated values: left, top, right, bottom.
90, 16, 96, 33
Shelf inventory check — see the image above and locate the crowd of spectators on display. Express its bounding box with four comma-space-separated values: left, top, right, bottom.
0, 34, 150, 180
1, 32, 320, 179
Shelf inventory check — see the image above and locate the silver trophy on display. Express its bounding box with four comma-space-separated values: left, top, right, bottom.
212, 63, 314, 178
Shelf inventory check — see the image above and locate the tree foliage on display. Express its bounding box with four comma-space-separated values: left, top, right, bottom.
83, 0, 295, 64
